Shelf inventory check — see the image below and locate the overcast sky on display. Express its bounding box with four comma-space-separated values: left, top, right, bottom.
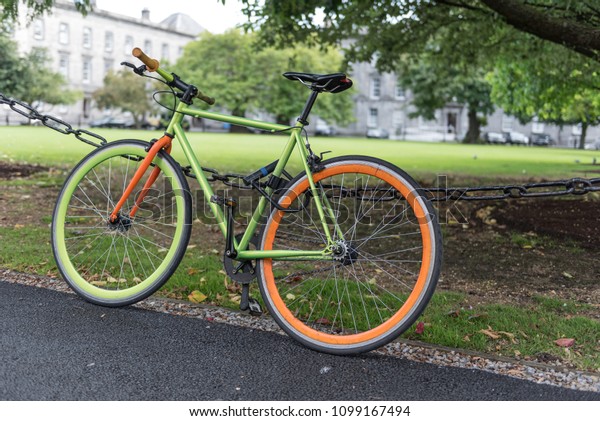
95, 0, 246, 33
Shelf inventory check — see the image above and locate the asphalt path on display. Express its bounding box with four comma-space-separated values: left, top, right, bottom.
1, 280, 598, 401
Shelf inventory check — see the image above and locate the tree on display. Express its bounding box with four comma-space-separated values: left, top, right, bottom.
399, 58, 493, 144
238, 1, 600, 63
239, 0, 600, 144
176, 29, 353, 129
18, 47, 79, 107
0, 34, 78, 119
488, 43, 600, 149
93, 70, 152, 129
0, 0, 91, 22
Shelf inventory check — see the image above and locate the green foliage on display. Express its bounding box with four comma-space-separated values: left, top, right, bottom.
176, 29, 354, 126
0, 0, 91, 22
240, 1, 600, 64
0, 34, 77, 108
488, 41, 600, 148
93, 70, 153, 128
240, 0, 600, 145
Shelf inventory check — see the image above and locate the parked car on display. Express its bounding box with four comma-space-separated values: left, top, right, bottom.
483, 132, 506, 144
366, 128, 389, 139
90, 116, 158, 130
315, 121, 336, 136
503, 131, 529, 145
584, 139, 600, 150
530, 133, 553, 146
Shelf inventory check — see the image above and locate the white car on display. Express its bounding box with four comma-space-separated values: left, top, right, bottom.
504, 131, 529, 145
585, 140, 600, 150
484, 132, 506, 144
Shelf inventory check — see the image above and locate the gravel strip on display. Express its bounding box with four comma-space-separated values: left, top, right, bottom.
2, 269, 599, 394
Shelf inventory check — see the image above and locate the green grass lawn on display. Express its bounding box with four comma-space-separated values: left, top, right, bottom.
1, 126, 599, 181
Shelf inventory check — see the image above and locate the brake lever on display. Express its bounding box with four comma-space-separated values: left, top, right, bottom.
120, 61, 147, 76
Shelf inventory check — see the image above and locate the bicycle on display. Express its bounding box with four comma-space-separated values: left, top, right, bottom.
51, 48, 443, 355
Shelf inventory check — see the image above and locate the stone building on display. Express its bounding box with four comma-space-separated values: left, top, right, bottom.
9, 0, 204, 125
343, 60, 599, 146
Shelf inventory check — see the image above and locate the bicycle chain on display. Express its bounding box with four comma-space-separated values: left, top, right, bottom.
0, 92, 108, 148
2, 92, 599, 201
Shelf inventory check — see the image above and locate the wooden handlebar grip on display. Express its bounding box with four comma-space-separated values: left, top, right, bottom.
132, 47, 159, 72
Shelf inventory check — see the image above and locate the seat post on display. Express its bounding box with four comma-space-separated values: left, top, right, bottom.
297, 90, 319, 126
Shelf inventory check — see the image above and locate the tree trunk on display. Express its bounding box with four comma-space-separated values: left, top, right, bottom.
579, 122, 588, 150
462, 108, 480, 144
478, 0, 600, 61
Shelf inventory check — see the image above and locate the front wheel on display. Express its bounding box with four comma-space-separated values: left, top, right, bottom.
52, 140, 192, 307
257, 156, 442, 354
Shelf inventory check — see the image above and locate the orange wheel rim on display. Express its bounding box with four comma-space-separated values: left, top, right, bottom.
262, 163, 434, 346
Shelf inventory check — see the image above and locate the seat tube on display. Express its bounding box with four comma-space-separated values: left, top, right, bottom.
293, 129, 334, 245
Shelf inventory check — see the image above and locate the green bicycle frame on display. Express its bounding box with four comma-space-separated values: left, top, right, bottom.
153, 69, 338, 261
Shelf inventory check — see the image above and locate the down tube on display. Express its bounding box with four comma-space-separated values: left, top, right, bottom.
236, 130, 298, 253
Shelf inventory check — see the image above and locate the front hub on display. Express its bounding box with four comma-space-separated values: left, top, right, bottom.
107, 213, 132, 233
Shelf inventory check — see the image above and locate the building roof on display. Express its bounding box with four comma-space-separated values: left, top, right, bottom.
160, 13, 205, 37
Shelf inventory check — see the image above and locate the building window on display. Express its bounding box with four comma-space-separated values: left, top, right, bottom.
33, 19, 44, 40
144, 39, 152, 56
395, 84, 405, 101
58, 54, 69, 78
368, 108, 378, 127
501, 115, 514, 131
105, 31, 114, 53
124, 35, 133, 55
371, 77, 381, 99
104, 59, 114, 75
82, 57, 92, 84
58, 23, 69, 45
161, 43, 169, 61
178, 46, 184, 58
82, 27, 92, 48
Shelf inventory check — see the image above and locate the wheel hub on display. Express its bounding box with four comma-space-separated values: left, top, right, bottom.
332, 240, 358, 265
107, 214, 132, 233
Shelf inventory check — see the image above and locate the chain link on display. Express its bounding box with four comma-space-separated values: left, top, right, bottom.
0, 92, 107, 148
181, 165, 254, 189
424, 177, 600, 201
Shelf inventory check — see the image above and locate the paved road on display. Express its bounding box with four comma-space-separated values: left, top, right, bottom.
1, 280, 598, 400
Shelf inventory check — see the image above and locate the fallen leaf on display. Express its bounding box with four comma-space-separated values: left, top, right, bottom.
498, 331, 517, 344
463, 335, 471, 342
368, 278, 377, 285
415, 321, 425, 335
554, 338, 575, 348
562, 272, 573, 279
315, 318, 331, 325
286, 293, 296, 300
187, 268, 199, 276
479, 327, 501, 340
188, 290, 207, 304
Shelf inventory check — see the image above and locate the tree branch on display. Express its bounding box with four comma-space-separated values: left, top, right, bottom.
480, 0, 600, 61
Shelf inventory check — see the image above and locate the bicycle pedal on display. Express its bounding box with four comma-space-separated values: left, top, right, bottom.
247, 298, 263, 316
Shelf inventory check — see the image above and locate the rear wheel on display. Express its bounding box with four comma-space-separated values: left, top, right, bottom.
257, 156, 442, 354
52, 140, 192, 307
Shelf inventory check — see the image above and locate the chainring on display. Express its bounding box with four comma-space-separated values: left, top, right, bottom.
223, 233, 259, 284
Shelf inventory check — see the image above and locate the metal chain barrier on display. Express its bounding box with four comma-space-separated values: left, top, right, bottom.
424, 177, 600, 201
0, 92, 107, 148
2, 92, 599, 201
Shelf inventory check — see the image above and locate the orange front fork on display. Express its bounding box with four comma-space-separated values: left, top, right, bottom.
109, 135, 173, 223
